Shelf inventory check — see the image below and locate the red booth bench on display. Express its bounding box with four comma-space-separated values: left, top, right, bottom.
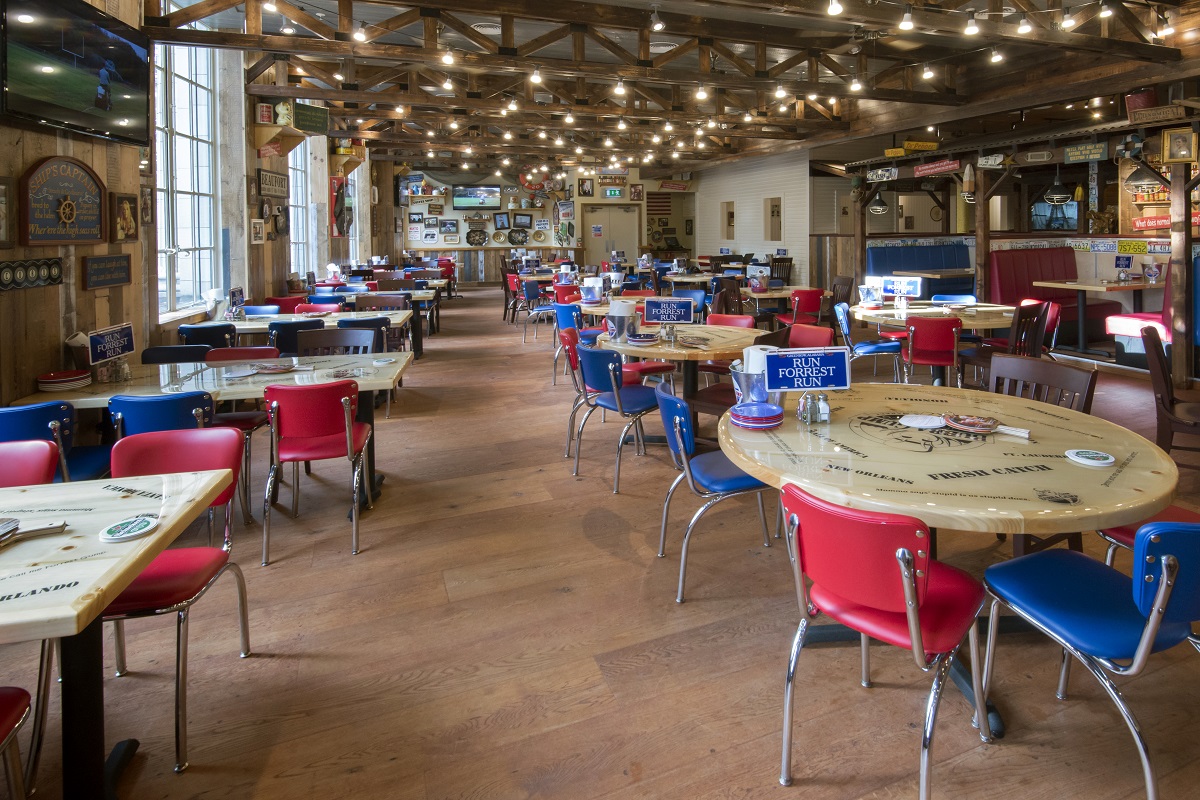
986, 247, 1121, 345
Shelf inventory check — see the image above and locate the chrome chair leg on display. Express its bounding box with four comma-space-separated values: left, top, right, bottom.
238, 434, 255, 524
675, 494, 727, 602
174, 609, 190, 773
572, 406, 599, 477
918, 651, 957, 800
24, 638, 54, 792
113, 619, 127, 676
657, 473, 687, 557
262, 462, 278, 565
2, 721, 26, 800
1056, 647, 1072, 700
860, 632, 872, 687
968, 622, 993, 742
290, 461, 300, 517
779, 617, 810, 786
756, 492, 770, 547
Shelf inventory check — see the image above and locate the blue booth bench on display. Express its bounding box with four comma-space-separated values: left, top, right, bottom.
986, 246, 1121, 346
864, 244, 974, 299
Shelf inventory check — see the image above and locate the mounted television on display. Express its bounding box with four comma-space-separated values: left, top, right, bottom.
452, 185, 502, 211
1, 0, 151, 146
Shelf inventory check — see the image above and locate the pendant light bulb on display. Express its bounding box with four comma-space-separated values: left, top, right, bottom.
964, 11, 980, 35
850, 75, 862, 92
353, 22, 366, 42
775, 83, 786, 99
990, 48, 1003, 63
921, 64, 934, 80
1017, 15, 1032, 34
828, 0, 843, 16
441, 49, 454, 65
614, 78, 626, 95
650, 5, 665, 32
530, 67, 542, 84
1062, 8, 1076, 28
695, 84, 708, 100
899, 5, 914, 30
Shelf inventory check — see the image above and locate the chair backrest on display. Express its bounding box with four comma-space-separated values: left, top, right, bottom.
240, 304, 281, 315
708, 288, 730, 316
1141, 326, 1177, 416
336, 317, 390, 352
620, 289, 655, 298
333, 284, 368, 294
989, 353, 1097, 413
905, 316, 961, 366
265, 380, 358, 440
781, 483, 931, 614
717, 277, 744, 313
109, 391, 215, 437
111, 428, 242, 511
1133, 522, 1200, 624
830, 275, 855, 309
306, 271, 318, 285
650, 269, 663, 296
0, 440, 59, 487
268, 319, 324, 355
142, 344, 212, 364
177, 323, 235, 348
206, 346, 281, 362
348, 268, 375, 280
576, 343, 624, 395
1020, 298, 1061, 350
295, 303, 342, 313
558, 327, 582, 372
753, 326, 791, 348
671, 289, 706, 320
0, 402, 78, 455
788, 324, 835, 348
930, 294, 977, 305
655, 382, 696, 461
553, 303, 584, 332
356, 294, 409, 311
1002, 300, 1050, 357
375, 270, 405, 281
295, 327, 377, 356
553, 284, 578, 304
522, 280, 543, 301
770, 257, 793, 282
833, 302, 856, 346
377, 279, 418, 292
707, 313, 755, 328
789, 289, 823, 316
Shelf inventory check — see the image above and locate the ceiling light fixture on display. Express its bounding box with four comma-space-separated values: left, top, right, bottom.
743, 112, 752, 122
463, 146, 472, 155
1124, 162, 1167, 193
555, 135, 564, 145
449, 120, 459, 129
1061, 7, 1076, 29
650, 4, 665, 32
1017, 15, 1032, 34
964, 11, 980, 35
538, 129, 547, 139
530, 67, 542, 84
461, 162, 470, 170
333, 72, 344, 81
696, 84, 708, 100
495, 169, 502, 176
281, 20, 295, 35
575, 146, 583, 154
503, 131, 513, 140
672, 151, 680, 159
827, 0, 843, 16
507, 97, 519, 111
899, 5, 914, 30
707, 116, 716, 128
426, 150, 434, 157
922, 64, 934, 80
775, 83, 786, 99
442, 77, 453, 90
868, 188, 889, 215
564, 112, 574, 124
807, 92, 818, 101
652, 133, 661, 143
1044, 166, 1072, 205
263, 2, 277, 10
779, 102, 788, 111
614, 78, 626, 95
990, 47, 1003, 63
849, 74, 862, 91
502, 157, 511, 165
441, 49, 454, 65
353, 21, 366, 41
1157, 9, 1175, 37
664, 121, 673, 131
604, 137, 614, 146
617, 117, 627, 130
1099, 2, 1112, 18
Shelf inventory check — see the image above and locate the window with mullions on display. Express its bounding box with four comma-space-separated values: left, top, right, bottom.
288, 139, 311, 277
154, 39, 217, 315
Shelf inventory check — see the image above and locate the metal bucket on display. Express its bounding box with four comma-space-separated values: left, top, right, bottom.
605, 313, 639, 343
579, 285, 602, 303
730, 364, 781, 405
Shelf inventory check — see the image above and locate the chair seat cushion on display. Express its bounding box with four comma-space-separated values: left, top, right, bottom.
774, 312, 818, 326
592, 385, 658, 414
698, 359, 732, 374
1099, 505, 1200, 551
690, 451, 766, 493
984, 549, 1193, 660
0, 687, 30, 736
105, 547, 228, 616
277, 422, 371, 462
623, 360, 674, 376
812, 560, 984, 655
1105, 312, 1169, 341
212, 410, 269, 432
878, 330, 908, 340
852, 341, 901, 357
59, 444, 112, 483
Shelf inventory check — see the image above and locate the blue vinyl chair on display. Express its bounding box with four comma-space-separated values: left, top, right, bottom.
833, 302, 902, 379
983, 521, 1200, 800
573, 344, 659, 493
268, 319, 323, 356
305, 294, 346, 308
240, 304, 281, 316
109, 392, 215, 438
0, 401, 110, 482
332, 285, 368, 294
551, 303, 601, 385
177, 323, 236, 349
669, 289, 707, 322
655, 383, 772, 603
519, 281, 556, 343
142, 344, 212, 364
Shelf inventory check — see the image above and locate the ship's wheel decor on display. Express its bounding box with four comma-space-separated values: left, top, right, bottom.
20, 156, 106, 246
0, 258, 62, 292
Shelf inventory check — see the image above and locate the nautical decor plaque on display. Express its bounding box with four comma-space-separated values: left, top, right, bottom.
20, 157, 105, 246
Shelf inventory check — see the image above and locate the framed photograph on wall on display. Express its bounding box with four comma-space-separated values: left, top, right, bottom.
0, 177, 14, 248
424, 216, 440, 228
513, 213, 533, 229
250, 219, 266, 244
493, 212, 511, 230
685, 219, 694, 236
440, 219, 459, 234
629, 183, 644, 201
578, 178, 594, 197
139, 186, 153, 226
408, 212, 423, 224
1162, 127, 1197, 164
444, 234, 460, 244
109, 193, 139, 242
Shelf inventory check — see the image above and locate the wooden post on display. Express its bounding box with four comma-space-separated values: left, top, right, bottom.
1169, 162, 1193, 388
974, 168, 991, 302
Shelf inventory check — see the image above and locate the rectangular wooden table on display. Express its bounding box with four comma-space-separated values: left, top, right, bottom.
1031, 277, 1158, 357
0, 471, 231, 799
232, 309, 419, 358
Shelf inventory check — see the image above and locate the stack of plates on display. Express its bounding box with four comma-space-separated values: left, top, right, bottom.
943, 414, 998, 433
38, 370, 92, 392
625, 333, 659, 346
730, 402, 784, 430
579, 299, 602, 306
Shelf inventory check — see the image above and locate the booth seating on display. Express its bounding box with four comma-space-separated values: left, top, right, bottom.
864, 243, 973, 298
986, 247, 1121, 344
1104, 260, 1181, 368
264, 296, 305, 314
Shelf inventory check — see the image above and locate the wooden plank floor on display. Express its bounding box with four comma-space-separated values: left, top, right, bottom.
5, 287, 1200, 799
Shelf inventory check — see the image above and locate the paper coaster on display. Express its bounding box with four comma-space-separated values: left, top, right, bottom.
1065, 449, 1116, 467
99, 514, 159, 543
899, 414, 946, 429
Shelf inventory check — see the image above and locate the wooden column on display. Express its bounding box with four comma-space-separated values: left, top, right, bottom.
1169, 162, 1193, 388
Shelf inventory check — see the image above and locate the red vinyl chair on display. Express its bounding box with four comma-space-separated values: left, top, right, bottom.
0, 688, 30, 799
773, 288, 823, 329
103, 428, 251, 773
295, 303, 342, 314
696, 313, 756, 382
265, 295, 305, 314
262, 380, 372, 565
778, 484, 991, 798
0, 440, 58, 487
1097, 505, 1200, 566
205, 347, 281, 524
901, 316, 963, 387
786, 323, 835, 348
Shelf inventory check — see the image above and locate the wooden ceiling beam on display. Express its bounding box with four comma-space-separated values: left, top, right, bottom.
270, 1, 337, 40
516, 24, 573, 58
438, 11, 502, 54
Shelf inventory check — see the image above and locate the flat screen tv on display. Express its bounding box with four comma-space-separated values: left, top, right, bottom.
2, 0, 151, 146
452, 185, 502, 211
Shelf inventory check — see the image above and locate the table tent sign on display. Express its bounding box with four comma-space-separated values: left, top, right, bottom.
765, 347, 853, 392
881, 276, 923, 297
643, 297, 695, 324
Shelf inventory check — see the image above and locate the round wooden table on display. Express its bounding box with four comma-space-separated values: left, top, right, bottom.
719, 382, 1176, 535
851, 301, 1016, 331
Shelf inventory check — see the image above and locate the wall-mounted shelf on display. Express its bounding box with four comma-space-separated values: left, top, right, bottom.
254, 124, 306, 157
329, 154, 363, 176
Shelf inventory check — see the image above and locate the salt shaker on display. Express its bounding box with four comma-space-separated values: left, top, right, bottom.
816, 393, 830, 423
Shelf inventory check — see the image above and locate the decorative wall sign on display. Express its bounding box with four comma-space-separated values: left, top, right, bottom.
256, 169, 289, 198
291, 102, 329, 134
0, 258, 62, 291
20, 156, 105, 246
428, 203, 444, 215
139, 186, 153, 226
110, 194, 138, 242
83, 254, 131, 289
330, 176, 348, 238
0, 178, 13, 248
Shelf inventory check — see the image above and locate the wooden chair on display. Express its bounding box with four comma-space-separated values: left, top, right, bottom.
989, 353, 1098, 557
377, 278, 417, 291
719, 277, 773, 328
769, 256, 793, 284
960, 300, 1049, 386
1142, 325, 1200, 464
295, 328, 376, 357
356, 294, 411, 352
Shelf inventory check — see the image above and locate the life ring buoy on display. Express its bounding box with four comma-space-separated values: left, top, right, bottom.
519, 168, 545, 192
